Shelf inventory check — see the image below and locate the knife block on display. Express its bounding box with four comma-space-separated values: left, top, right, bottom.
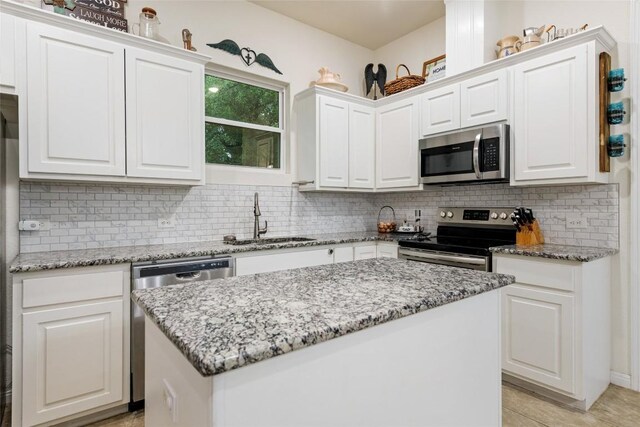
516, 220, 545, 246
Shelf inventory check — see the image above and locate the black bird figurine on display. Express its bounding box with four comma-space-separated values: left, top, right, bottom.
364, 63, 387, 100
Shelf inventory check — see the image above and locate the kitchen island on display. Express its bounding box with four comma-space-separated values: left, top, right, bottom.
132, 258, 515, 426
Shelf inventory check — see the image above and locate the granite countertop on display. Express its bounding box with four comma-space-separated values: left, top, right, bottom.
489, 244, 618, 262
131, 258, 515, 376
9, 231, 410, 273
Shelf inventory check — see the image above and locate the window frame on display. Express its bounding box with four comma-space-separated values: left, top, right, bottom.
203, 65, 290, 184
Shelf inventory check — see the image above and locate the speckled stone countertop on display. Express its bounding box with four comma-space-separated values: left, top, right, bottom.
131, 258, 515, 376
9, 232, 411, 273
489, 244, 618, 262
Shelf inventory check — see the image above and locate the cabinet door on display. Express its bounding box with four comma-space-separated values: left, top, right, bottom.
421, 84, 460, 136
125, 48, 204, 181
512, 45, 589, 182
318, 96, 349, 187
235, 248, 335, 276
460, 69, 508, 128
26, 22, 126, 176
376, 243, 398, 259
348, 104, 375, 189
334, 246, 354, 263
502, 285, 575, 394
354, 245, 377, 260
22, 300, 124, 426
376, 98, 420, 188
0, 13, 16, 88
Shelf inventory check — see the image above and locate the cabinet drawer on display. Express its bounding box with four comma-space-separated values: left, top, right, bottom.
494, 256, 576, 292
235, 248, 335, 276
23, 270, 125, 308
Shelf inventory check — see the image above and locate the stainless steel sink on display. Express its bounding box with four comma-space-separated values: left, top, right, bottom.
223, 237, 316, 245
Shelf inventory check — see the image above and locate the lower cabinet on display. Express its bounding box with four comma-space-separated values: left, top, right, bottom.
494, 254, 611, 410
13, 265, 130, 427
235, 247, 336, 276
235, 242, 399, 276
354, 244, 377, 260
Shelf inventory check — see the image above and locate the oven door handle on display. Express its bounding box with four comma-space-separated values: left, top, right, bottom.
473, 131, 482, 179
399, 249, 486, 265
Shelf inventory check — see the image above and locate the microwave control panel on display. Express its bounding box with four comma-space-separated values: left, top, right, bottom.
482, 138, 500, 171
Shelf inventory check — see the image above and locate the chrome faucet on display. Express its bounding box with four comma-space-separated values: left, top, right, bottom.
253, 192, 268, 239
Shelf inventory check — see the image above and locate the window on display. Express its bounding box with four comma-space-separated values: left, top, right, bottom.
204, 74, 284, 170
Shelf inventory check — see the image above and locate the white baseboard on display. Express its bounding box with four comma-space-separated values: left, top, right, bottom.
610, 371, 632, 389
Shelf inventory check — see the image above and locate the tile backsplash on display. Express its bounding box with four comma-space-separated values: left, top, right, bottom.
18, 182, 619, 253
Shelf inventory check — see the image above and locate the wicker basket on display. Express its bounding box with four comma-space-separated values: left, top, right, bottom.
384, 64, 426, 96
377, 206, 397, 233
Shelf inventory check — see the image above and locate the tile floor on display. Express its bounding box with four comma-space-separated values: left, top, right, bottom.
71, 383, 640, 426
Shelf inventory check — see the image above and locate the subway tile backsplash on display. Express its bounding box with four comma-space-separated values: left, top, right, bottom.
18, 182, 619, 253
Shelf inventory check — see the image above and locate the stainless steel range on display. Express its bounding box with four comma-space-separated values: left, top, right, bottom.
398, 207, 516, 271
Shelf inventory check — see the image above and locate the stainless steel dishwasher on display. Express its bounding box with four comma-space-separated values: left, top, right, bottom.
130, 256, 235, 409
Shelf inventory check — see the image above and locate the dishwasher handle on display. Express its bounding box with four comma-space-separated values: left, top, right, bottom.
175, 271, 202, 281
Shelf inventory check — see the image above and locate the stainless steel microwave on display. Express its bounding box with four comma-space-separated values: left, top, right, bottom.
420, 123, 509, 185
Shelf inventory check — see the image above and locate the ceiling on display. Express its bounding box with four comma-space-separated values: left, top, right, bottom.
250, 1, 446, 50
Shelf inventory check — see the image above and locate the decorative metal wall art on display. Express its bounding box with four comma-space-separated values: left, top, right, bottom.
43, 0, 77, 14
364, 63, 387, 99
207, 39, 282, 75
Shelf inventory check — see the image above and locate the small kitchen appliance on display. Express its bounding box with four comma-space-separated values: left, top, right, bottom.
398, 207, 516, 271
420, 123, 509, 185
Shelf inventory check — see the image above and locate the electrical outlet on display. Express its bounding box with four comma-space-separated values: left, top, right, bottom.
566, 215, 588, 229
18, 220, 49, 231
157, 217, 176, 229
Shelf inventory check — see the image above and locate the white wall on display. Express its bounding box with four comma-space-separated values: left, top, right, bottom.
373, 16, 446, 89
127, 0, 371, 97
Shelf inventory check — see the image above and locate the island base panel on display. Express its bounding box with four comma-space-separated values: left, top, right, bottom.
145, 290, 501, 426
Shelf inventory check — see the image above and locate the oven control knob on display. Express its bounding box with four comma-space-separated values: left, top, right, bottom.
446, 211, 454, 218
499, 212, 508, 220
440, 211, 446, 218
491, 212, 499, 219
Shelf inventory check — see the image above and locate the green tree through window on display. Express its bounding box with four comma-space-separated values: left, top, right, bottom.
204, 75, 282, 168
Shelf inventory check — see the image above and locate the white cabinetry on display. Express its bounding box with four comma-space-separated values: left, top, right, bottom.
5, 3, 208, 185
421, 70, 507, 136
348, 104, 375, 188
25, 22, 126, 177
495, 254, 611, 410
376, 97, 420, 189
235, 242, 399, 275
125, 48, 204, 181
235, 247, 336, 276
354, 244, 377, 260
421, 84, 460, 136
318, 96, 350, 187
0, 13, 16, 89
13, 265, 130, 427
511, 43, 606, 185
377, 243, 399, 259
296, 88, 375, 191
460, 69, 508, 128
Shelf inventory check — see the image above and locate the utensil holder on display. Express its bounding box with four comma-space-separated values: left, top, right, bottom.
516, 220, 545, 246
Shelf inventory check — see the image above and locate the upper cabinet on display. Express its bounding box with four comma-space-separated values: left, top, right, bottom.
125, 48, 204, 181
295, 89, 375, 191
0, 13, 16, 89
421, 69, 508, 137
421, 84, 460, 136
376, 97, 420, 189
5, 3, 209, 185
460, 69, 508, 128
511, 43, 606, 185
25, 22, 126, 177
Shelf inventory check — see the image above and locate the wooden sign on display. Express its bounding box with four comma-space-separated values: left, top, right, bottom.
66, 5, 128, 32
74, 0, 126, 18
